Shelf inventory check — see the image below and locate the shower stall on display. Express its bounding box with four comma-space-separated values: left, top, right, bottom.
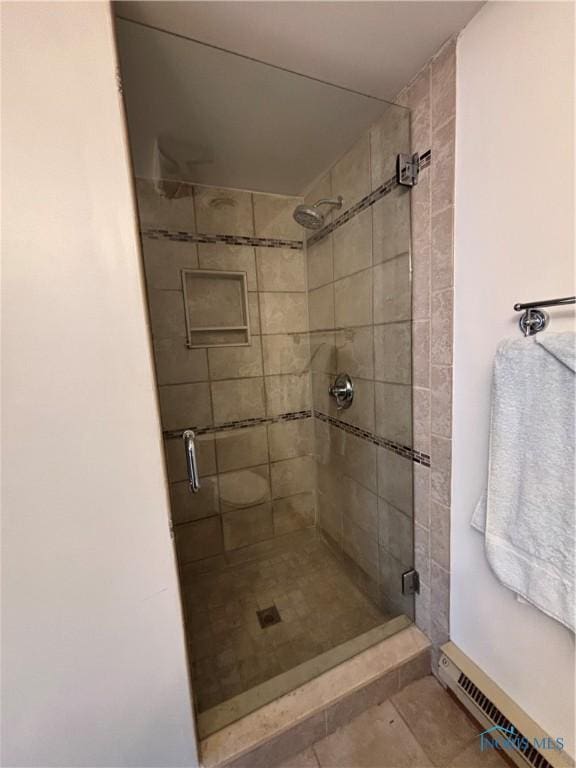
116, 15, 417, 739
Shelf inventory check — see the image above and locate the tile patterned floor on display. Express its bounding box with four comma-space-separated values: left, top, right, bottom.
182, 535, 387, 712
281, 676, 509, 768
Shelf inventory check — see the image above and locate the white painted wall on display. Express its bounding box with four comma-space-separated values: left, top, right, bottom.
1, 3, 198, 765
453, 1, 575, 756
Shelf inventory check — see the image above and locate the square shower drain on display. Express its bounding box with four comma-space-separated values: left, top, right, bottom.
256, 605, 282, 629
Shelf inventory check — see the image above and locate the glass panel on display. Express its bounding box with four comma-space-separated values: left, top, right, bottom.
116, 16, 414, 736
116, 18, 393, 195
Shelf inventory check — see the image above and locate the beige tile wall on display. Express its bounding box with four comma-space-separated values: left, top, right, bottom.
395, 38, 455, 652
305, 38, 456, 646
135, 181, 316, 565
305, 101, 415, 620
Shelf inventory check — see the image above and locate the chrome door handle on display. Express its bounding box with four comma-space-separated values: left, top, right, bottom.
183, 429, 200, 493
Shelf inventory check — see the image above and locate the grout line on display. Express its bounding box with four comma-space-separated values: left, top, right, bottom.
365, 153, 379, 506
159, 371, 312, 388
431, 113, 456, 138
370, 181, 381, 596
191, 188, 217, 434
430, 202, 454, 219
423, 65, 435, 606
429, 431, 452, 441
300, 202, 318, 532
396, 679, 479, 767
151, 287, 308, 296
311, 743, 322, 767
388, 698, 443, 765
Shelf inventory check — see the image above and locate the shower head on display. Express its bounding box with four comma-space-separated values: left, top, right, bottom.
293, 196, 343, 230
293, 205, 325, 230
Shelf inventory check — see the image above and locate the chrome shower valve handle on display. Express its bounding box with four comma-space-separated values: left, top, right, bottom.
328, 373, 354, 410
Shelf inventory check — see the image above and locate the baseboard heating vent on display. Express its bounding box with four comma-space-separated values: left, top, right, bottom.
456, 671, 552, 768
438, 642, 573, 768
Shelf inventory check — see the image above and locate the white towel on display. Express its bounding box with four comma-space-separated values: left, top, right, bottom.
472, 332, 576, 632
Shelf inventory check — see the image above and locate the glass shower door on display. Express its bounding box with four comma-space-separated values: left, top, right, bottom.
116, 15, 416, 736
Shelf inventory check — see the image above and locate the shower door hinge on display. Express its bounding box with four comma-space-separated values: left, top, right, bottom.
402, 569, 420, 595
397, 153, 420, 187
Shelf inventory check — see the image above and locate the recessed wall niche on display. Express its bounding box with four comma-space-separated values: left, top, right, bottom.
181, 269, 250, 348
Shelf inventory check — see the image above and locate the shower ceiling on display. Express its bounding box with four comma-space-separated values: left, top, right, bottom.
115, 2, 483, 194
115, 1, 484, 101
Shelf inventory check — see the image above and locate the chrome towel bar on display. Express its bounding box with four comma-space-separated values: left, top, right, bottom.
514, 295, 575, 336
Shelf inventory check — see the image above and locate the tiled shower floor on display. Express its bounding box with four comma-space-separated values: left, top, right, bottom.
181, 533, 387, 713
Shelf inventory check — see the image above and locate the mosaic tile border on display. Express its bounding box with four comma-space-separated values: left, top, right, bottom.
142, 229, 303, 251
419, 148, 432, 170
141, 151, 430, 252
307, 148, 432, 247
162, 407, 430, 465
163, 409, 312, 440
314, 409, 431, 467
